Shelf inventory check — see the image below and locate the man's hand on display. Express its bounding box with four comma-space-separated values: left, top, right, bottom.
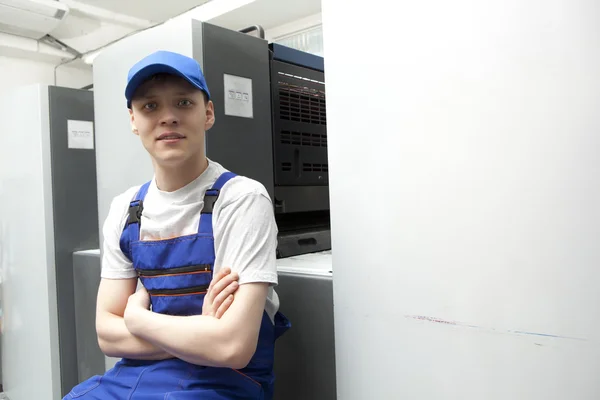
128, 286, 151, 310
123, 268, 239, 333
123, 286, 151, 332
203, 267, 239, 318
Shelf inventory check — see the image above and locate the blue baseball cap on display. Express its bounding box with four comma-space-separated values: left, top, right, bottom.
125, 50, 211, 108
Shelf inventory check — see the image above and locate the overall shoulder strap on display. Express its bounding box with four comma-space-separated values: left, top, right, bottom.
198, 171, 238, 235
119, 181, 151, 261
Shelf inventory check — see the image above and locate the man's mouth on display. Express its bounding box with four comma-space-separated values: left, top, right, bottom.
157, 132, 185, 141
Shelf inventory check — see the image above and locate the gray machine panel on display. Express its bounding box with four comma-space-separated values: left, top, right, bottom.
274, 272, 337, 400
48, 86, 99, 396
73, 251, 105, 382
193, 21, 276, 201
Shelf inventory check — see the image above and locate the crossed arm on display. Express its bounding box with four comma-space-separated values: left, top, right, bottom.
96, 269, 267, 368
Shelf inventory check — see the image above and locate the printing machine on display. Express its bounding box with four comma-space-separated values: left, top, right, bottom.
0, 85, 98, 400
190, 26, 332, 259
269, 42, 331, 258
269, 41, 331, 258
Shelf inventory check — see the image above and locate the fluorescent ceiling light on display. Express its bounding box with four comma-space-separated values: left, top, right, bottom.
82, 49, 100, 65
184, 0, 256, 21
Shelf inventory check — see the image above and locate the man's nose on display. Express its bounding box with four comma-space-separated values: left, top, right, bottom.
159, 107, 179, 125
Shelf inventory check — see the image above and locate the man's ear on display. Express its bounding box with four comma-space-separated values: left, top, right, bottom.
204, 100, 215, 131
129, 109, 139, 135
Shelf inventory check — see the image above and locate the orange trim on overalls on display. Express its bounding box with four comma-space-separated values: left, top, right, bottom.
230, 369, 262, 388
142, 270, 211, 278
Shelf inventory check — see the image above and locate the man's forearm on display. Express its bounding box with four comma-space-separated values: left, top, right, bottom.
97, 311, 173, 360
126, 309, 243, 368
124, 283, 266, 369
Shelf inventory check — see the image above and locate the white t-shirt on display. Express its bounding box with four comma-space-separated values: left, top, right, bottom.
101, 159, 280, 321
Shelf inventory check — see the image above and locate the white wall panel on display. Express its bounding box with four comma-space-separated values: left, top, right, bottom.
322, 0, 600, 398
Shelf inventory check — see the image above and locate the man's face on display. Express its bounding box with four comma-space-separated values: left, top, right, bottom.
129, 74, 214, 168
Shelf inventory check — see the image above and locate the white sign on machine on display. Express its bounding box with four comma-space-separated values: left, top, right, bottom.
67, 119, 94, 150
223, 74, 253, 119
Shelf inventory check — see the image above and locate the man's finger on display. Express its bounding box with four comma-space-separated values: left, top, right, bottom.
215, 294, 234, 319
208, 267, 230, 292
206, 267, 231, 302
211, 272, 239, 298
213, 280, 238, 309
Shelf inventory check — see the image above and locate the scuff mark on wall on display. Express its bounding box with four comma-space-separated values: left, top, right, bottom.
405, 315, 586, 341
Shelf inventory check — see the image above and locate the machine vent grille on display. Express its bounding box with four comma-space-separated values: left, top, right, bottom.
281, 162, 292, 172
278, 82, 326, 125
303, 163, 328, 172
280, 130, 327, 147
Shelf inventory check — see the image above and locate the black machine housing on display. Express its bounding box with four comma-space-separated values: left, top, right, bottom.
268, 43, 330, 258
197, 22, 330, 258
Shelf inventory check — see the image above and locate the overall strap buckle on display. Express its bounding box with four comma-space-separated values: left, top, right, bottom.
201, 190, 219, 214
127, 200, 144, 225
200, 172, 237, 215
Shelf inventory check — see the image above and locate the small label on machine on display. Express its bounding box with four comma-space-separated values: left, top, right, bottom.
67, 120, 94, 150
223, 74, 253, 119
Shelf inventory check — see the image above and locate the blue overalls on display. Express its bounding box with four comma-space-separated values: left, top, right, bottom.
64, 172, 290, 400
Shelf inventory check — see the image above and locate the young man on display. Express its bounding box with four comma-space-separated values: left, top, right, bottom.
64, 50, 289, 399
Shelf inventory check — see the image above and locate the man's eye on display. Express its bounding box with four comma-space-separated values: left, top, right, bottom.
144, 103, 157, 110
179, 99, 192, 107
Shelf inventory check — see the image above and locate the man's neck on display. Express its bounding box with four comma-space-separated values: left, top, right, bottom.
154, 157, 209, 192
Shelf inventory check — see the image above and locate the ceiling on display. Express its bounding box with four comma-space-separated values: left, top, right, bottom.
0, 0, 322, 65
64, 0, 207, 22
209, 0, 322, 32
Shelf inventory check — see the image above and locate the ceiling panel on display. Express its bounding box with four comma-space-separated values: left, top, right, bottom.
49, 0, 212, 53
66, 0, 212, 22
207, 0, 321, 31
50, 17, 135, 53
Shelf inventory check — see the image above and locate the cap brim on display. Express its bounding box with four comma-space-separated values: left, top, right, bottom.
125, 63, 203, 108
